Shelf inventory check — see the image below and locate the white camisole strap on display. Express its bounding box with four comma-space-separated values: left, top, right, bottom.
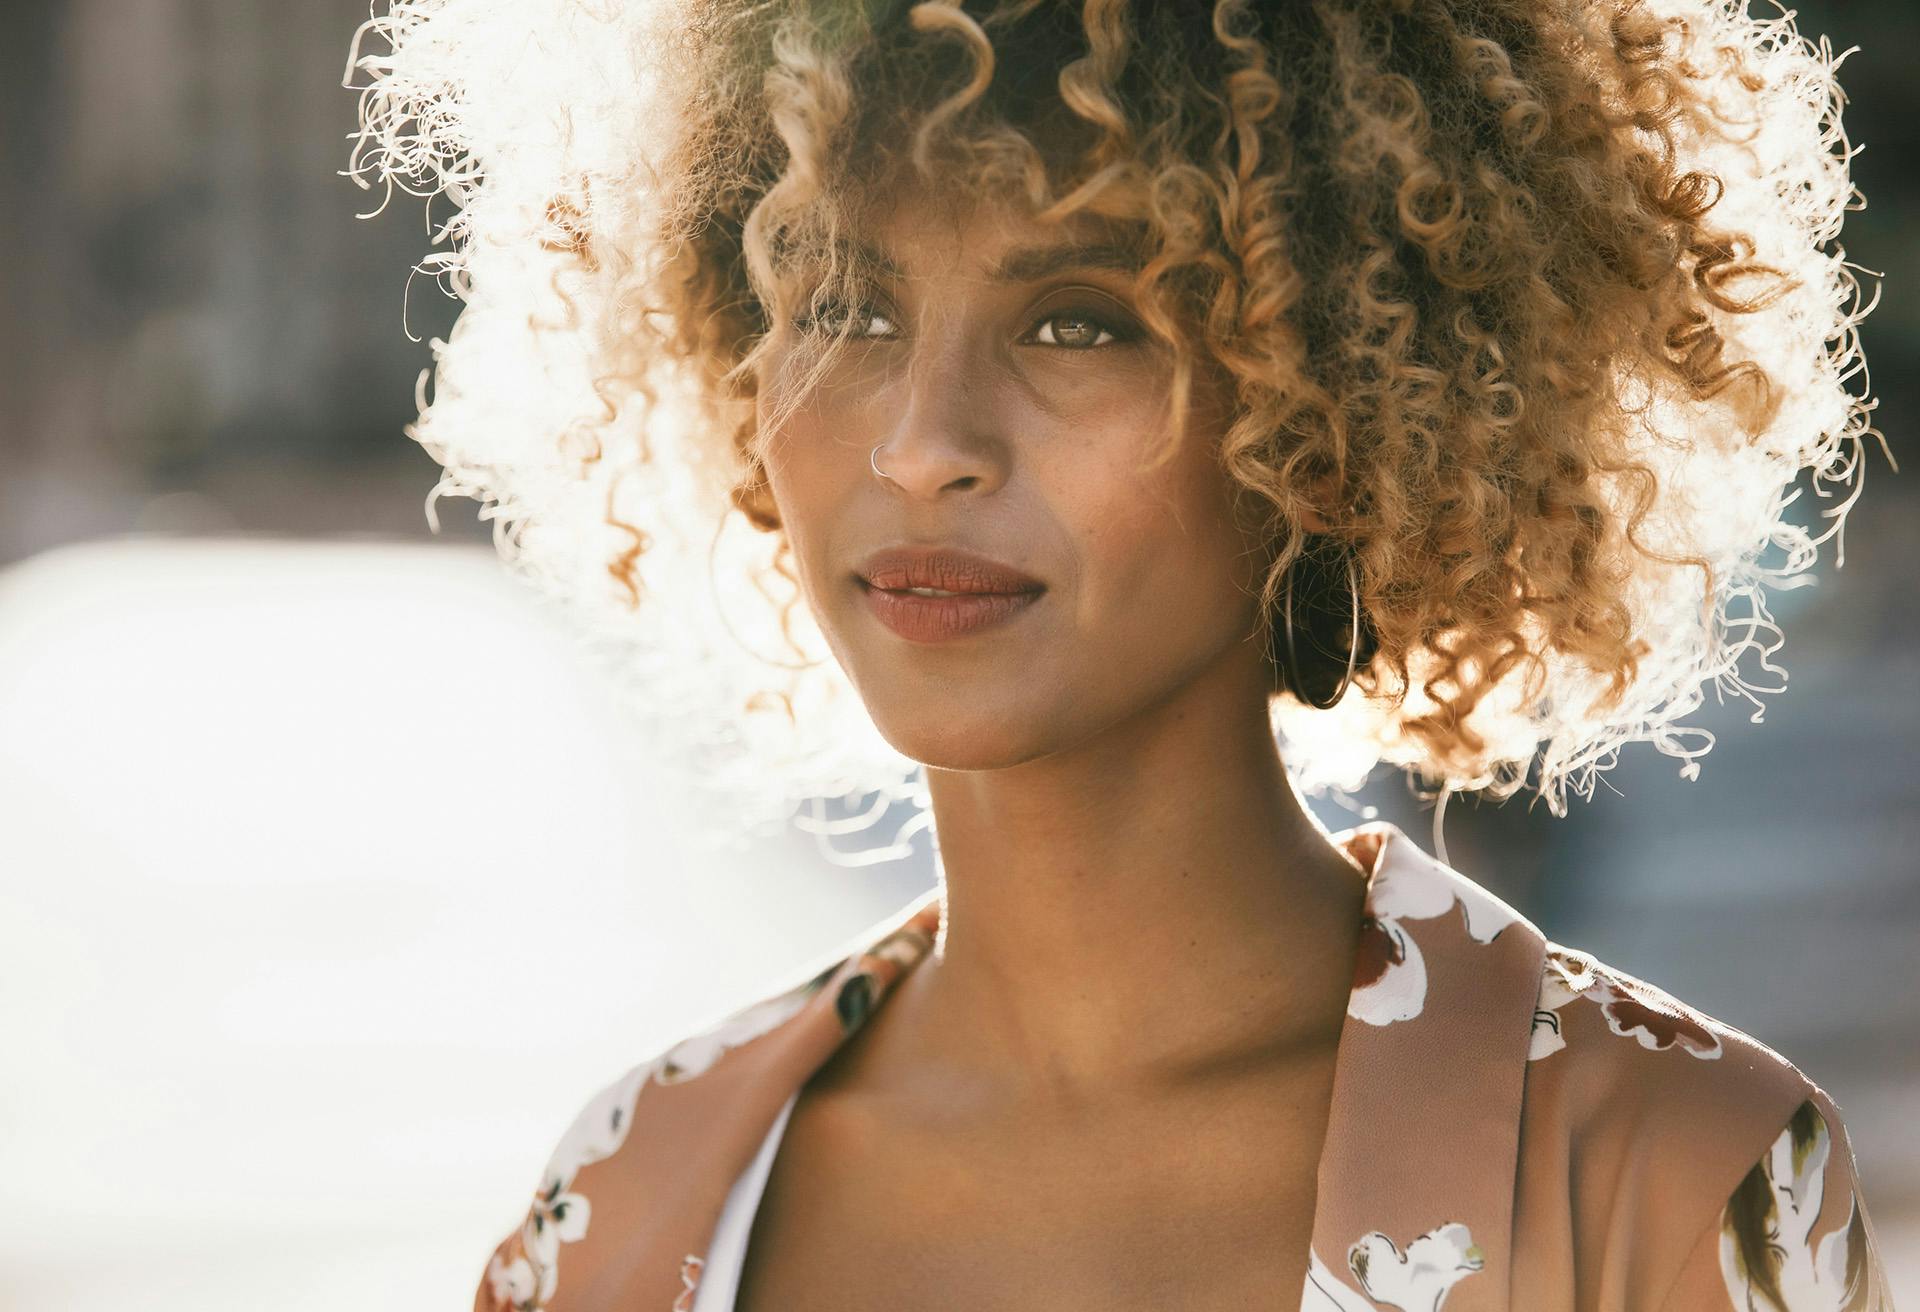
690, 1090, 800, 1311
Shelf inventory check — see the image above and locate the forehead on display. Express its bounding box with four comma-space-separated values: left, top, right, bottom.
851, 188, 1150, 283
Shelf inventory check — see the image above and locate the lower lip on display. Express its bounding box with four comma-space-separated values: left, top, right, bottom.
860, 584, 1043, 643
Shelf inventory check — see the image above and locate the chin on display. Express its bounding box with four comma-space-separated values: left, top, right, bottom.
864, 699, 1061, 774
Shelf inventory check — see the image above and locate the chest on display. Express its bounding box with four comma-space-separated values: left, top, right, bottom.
733, 1068, 1334, 1312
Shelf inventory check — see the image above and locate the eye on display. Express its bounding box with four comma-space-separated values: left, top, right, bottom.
1026, 306, 1127, 350
792, 300, 896, 340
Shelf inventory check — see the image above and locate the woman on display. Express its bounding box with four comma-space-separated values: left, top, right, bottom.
346, 0, 1891, 1308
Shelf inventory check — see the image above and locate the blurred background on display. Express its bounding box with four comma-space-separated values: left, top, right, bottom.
0, 2, 1913, 1307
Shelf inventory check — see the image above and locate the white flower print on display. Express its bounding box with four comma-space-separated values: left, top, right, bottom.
1529, 947, 1721, 1062
1348, 913, 1430, 1028
656, 984, 818, 1084
1348, 847, 1518, 1027
489, 974, 826, 1311
523, 1179, 591, 1270
1305, 1248, 1382, 1312
673, 1253, 704, 1312
537, 1061, 653, 1208
1528, 956, 1583, 1061
1303, 1223, 1485, 1312
486, 1252, 541, 1311
1720, 1101, 1880, 1310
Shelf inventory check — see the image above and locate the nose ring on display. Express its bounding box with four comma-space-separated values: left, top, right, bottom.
870, 443, 895, 483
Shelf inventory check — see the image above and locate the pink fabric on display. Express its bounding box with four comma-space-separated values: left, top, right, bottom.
474, 824, 1894, 1311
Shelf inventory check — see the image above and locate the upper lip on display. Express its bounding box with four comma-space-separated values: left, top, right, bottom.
857, 546, 1046, 595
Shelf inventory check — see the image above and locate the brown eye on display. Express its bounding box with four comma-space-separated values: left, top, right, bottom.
1028, 307, 1125, 350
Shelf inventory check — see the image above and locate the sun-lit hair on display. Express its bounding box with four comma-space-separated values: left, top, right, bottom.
345, 0, 1877, 831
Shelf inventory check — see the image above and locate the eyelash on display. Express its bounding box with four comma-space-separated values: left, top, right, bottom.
791, 300, 1134, 350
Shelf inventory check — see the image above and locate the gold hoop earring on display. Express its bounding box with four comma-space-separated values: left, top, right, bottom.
1279, 549, 1361, 710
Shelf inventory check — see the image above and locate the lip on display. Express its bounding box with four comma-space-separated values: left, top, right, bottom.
855, 546, 1046, 644
858, 547, 1046, 595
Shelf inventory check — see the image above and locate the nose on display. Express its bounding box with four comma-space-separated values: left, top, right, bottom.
869, 346, 1009, 501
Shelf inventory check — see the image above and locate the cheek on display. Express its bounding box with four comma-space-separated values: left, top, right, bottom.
1103, 545, 1248, 680
755, 471, 832, 649
759, 415, 857, 573
1065, 440, 1259, 645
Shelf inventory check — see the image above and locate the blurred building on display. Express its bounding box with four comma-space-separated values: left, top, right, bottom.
1, 0, 474, 558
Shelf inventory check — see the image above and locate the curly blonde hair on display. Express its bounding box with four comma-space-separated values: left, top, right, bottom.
345, 0, 1876, 828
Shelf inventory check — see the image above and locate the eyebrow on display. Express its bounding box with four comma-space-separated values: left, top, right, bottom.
841, 238, 1147, 284
991, 240, 1147, 283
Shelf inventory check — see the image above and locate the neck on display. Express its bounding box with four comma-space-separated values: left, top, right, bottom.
881, 649, 1369, 1111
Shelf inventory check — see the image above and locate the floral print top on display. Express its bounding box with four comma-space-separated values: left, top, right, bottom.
474, 823, 1894, 1311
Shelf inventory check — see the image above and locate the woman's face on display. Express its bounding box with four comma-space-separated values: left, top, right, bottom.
757, 191, 1272, 771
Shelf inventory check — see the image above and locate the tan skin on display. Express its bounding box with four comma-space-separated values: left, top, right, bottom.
742, 189, 1371, 1309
